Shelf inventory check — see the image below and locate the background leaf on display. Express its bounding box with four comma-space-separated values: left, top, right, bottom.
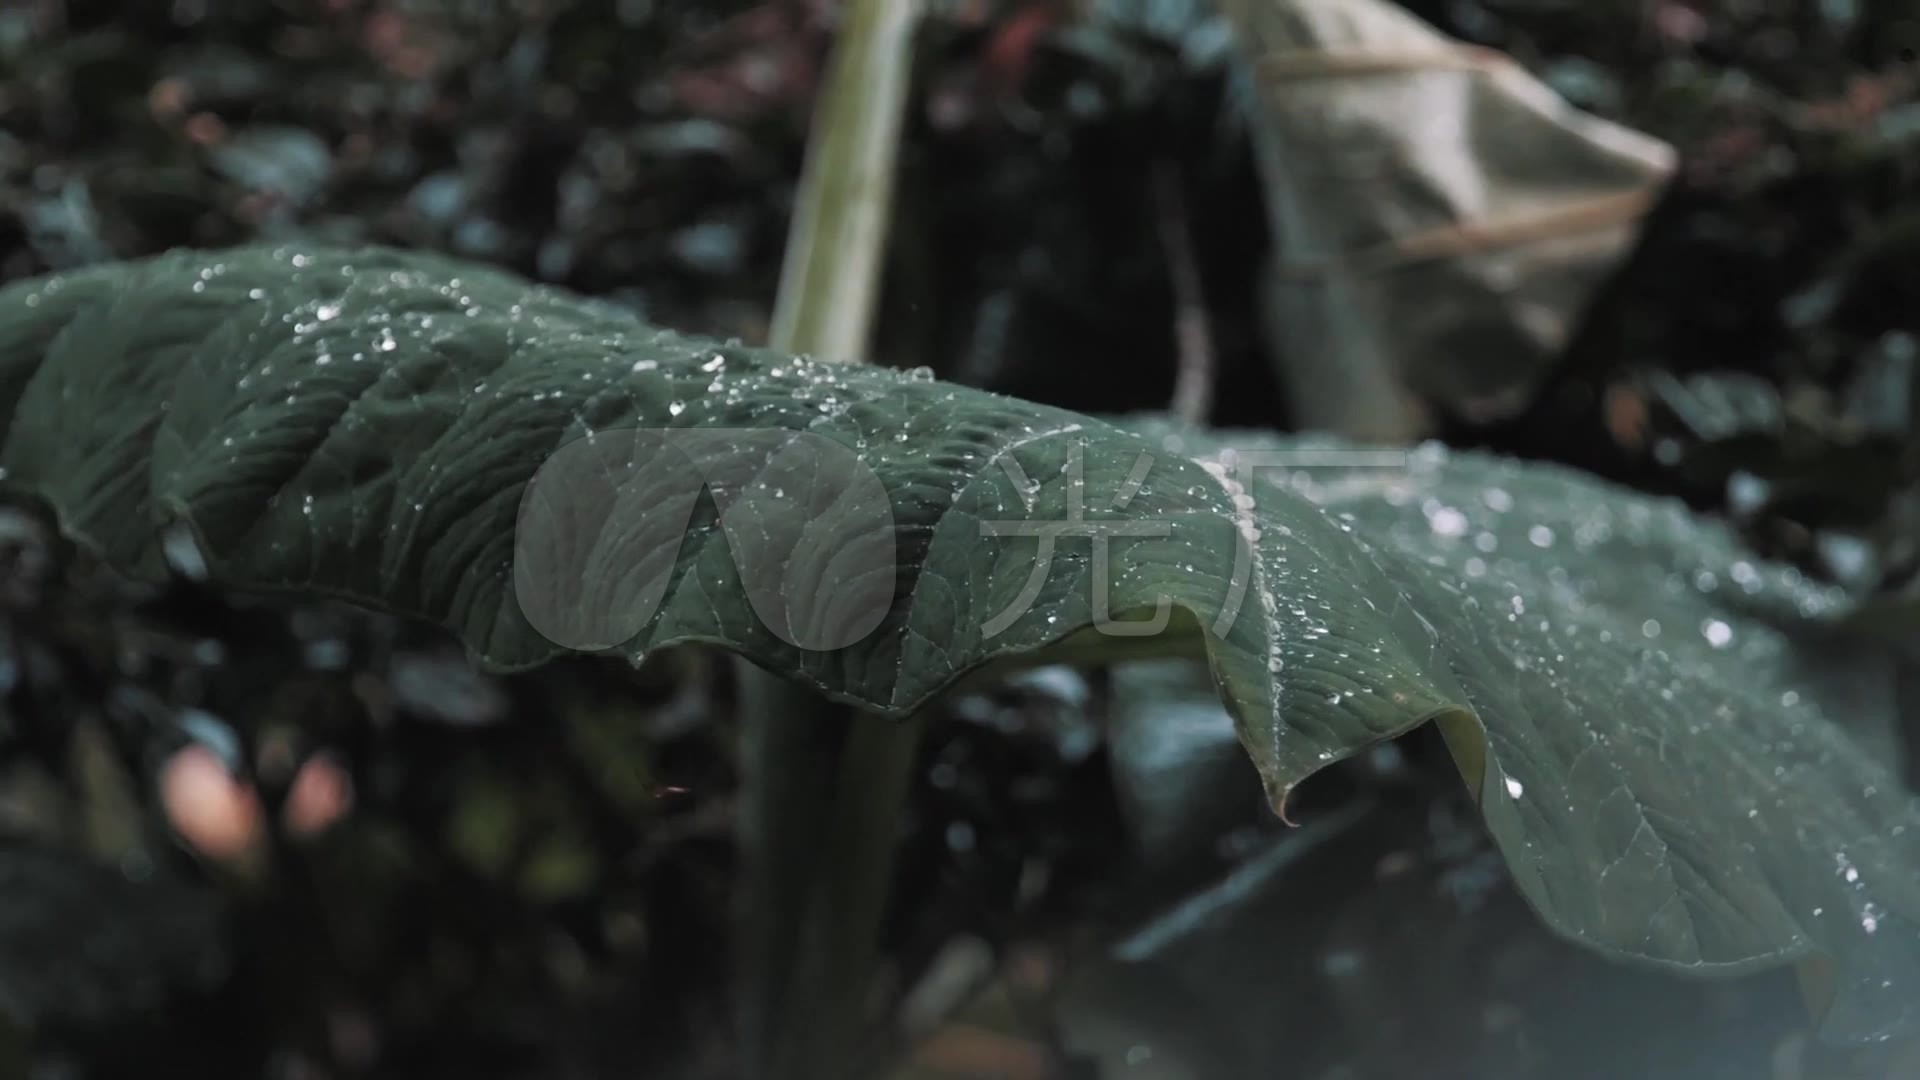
1222, 0, 1675, 439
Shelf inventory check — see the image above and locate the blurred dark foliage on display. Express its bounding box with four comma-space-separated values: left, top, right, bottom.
0, 0, 798, 324
0, 0, 1917, 1077
1421, 0, 1920, 587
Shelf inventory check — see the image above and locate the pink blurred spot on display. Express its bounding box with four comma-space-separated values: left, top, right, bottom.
284, 753, 355, 838
161, 745, 264, 861
1652, 2, 1708, 44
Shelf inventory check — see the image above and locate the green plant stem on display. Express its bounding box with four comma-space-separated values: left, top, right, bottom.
766, 0, 920, 361
735, 681, 856, 1075
736, 1, 923, 1077
772, 709, 924, 1076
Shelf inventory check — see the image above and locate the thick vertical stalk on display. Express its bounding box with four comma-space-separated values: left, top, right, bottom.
765, 0, 920, 363
737, 677, 855, 1073
772, 710, 924, 1075
736, 2, 923, 1078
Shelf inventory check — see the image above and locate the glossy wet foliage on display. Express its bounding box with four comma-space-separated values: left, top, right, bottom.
2, 244, 1916, 1043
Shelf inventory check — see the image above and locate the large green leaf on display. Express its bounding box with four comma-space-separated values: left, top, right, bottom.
1, 245, 1916, 1042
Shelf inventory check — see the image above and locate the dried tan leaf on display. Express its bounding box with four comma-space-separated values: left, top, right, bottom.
1224, 0, 1677, 439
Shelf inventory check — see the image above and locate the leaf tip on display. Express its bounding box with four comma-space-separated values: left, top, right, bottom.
1270, 783, 1300, 827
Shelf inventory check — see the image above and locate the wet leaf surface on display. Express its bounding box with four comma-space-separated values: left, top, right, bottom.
3, 245, 1918, 1042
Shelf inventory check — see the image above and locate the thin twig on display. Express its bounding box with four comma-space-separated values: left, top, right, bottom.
1271, 187, 1663, 281
1257, 44, 1505, 80
1153, 160, 1216, 427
